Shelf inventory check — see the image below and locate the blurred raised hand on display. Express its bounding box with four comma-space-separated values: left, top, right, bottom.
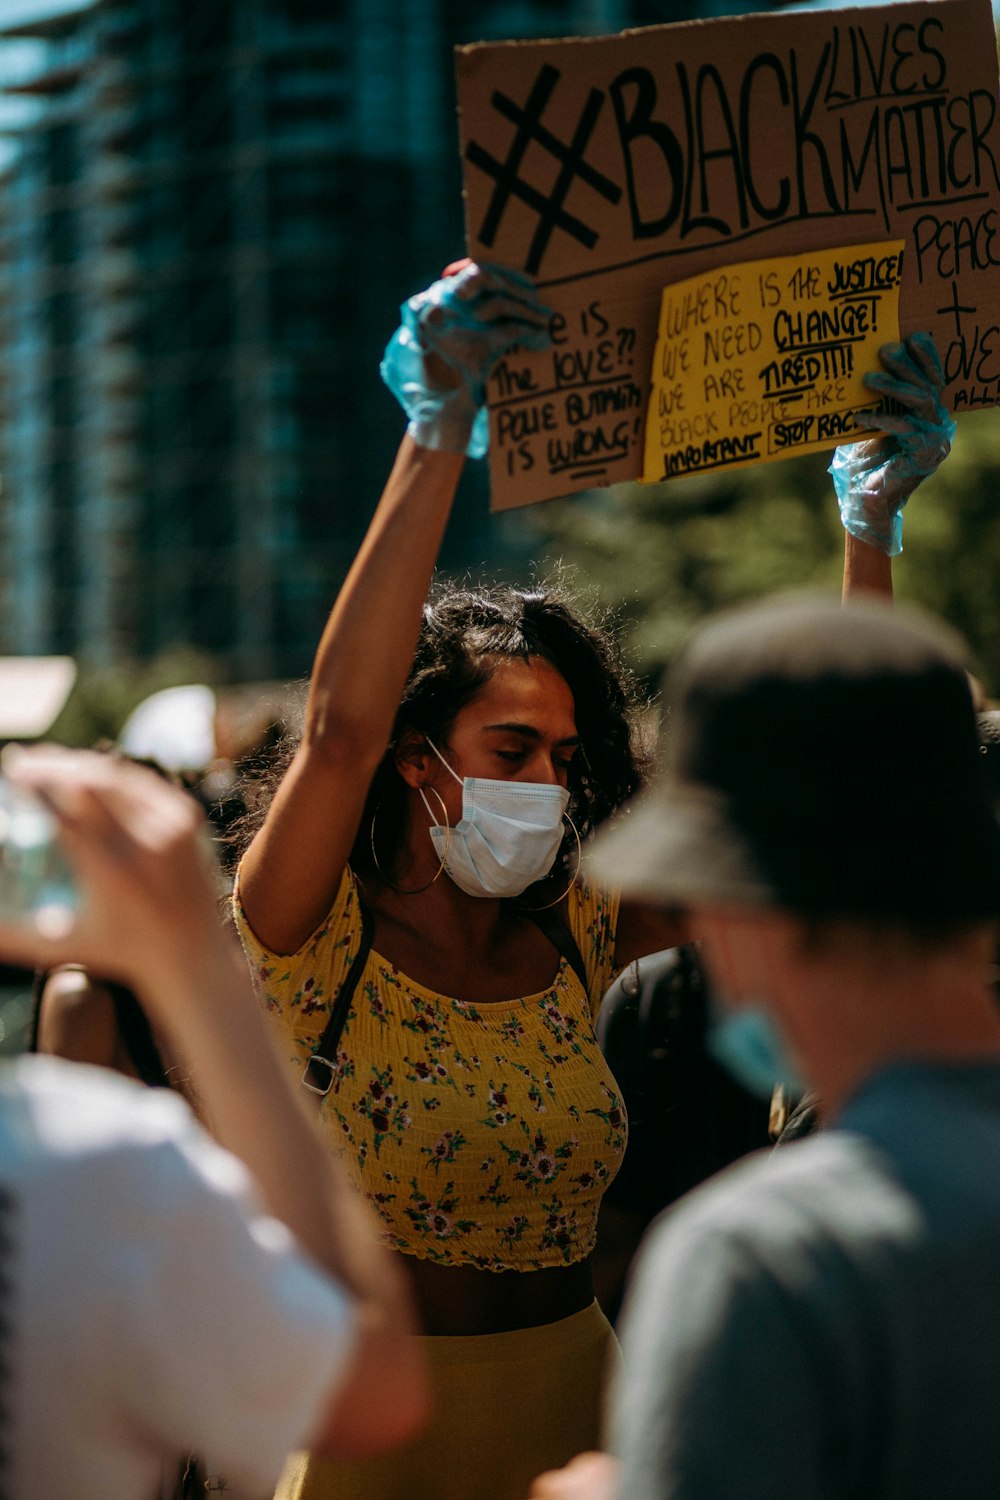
0, 746, 224, 996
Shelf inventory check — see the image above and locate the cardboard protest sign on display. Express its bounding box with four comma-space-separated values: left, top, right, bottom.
644, 240, 903, 480
455, 0, 1000, 510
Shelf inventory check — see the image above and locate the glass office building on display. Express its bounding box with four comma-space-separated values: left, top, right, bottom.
0, 0, 639, 676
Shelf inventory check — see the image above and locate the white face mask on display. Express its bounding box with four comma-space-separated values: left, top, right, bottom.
419, 738, 570, 899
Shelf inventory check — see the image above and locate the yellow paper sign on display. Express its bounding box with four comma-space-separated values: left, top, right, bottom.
642, 241, 904, 483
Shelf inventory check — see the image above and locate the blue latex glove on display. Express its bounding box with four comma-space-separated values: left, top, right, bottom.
828, 332, 956, 556
380, 262, 553, 458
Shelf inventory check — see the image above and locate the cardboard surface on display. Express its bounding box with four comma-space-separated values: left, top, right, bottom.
643, 240, 903, 480
455, 0, 1000, 508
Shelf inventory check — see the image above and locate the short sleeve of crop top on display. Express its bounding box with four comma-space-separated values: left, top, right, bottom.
233, 871, 625, 1272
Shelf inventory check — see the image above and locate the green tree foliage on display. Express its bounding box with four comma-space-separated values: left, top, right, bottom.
889, 409, 1000, 699
528, 408, 1000, 699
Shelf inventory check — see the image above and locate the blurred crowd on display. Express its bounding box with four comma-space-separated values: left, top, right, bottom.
2, 256, 1000, 1500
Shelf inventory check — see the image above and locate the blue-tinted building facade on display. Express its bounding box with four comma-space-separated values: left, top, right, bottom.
0, 0, 649, 677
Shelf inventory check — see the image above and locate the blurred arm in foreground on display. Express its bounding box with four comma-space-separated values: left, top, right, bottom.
0, 747, 427, 1490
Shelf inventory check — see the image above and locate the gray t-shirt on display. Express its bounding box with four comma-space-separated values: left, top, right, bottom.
612, 1060, 1000, 1500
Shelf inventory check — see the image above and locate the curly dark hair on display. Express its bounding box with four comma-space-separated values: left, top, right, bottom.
234, 581, 649, 888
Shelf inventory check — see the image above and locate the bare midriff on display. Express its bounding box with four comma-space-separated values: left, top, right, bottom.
400, 1252, 595, 1336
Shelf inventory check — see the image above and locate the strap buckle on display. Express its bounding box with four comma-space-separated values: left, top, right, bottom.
302, 1054, 337, 1096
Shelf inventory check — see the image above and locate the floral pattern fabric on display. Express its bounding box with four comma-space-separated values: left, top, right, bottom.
233, 868, 626, 1272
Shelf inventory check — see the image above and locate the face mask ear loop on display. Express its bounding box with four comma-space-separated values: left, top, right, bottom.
424, 735, 464, 788
370, 785, 452, 895
517, 812, 583, 912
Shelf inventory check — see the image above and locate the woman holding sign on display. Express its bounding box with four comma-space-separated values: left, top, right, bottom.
232, 262, 681, 1500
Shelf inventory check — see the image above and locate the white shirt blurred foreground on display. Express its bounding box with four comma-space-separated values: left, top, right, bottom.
1, 1054, 356, 1499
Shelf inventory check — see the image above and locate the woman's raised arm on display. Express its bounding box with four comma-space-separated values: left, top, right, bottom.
239, 266, 552, 954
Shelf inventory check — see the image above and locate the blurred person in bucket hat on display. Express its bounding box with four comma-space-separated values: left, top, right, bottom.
529, 590, 1000, 1500
591, 592, 1000, 928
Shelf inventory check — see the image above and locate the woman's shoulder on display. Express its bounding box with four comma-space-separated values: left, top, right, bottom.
232, 864, 363, 965
567, 870, 619, 938
35, 967, 119, 1068
39, 965, 103, 1003
564, 873, 621, 1016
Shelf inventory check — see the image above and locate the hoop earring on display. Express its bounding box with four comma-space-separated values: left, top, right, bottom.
370, 786, 451, 896
518, 814, 583, 912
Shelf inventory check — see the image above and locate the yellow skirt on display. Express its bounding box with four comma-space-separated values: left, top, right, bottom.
275, 1299, 620, 1500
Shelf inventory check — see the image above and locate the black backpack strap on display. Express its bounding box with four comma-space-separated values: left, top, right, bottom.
525, 907, 588, 996
30, 969, 169, 1089
301, 899, 374, 1098
28, 970, 46, 1053
109, 983, 171, 1088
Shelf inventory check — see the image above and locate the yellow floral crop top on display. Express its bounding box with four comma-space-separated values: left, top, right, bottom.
233, 869, 626, 1272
